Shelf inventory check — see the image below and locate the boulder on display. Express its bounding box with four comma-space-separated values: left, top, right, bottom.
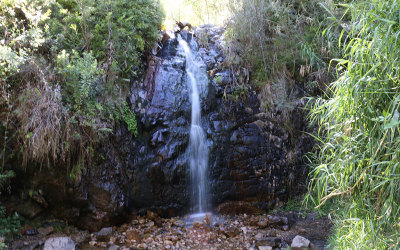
96, 227, 113, 241
44, 237, 75, 250
291, 235, 311, 249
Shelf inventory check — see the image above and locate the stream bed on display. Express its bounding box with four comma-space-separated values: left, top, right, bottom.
11, 210, 331, 249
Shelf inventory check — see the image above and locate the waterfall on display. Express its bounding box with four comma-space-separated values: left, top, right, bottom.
178, 37, 209, 214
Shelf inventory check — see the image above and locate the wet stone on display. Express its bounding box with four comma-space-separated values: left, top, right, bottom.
126, 229, 141, 243
38, 226, 54, 236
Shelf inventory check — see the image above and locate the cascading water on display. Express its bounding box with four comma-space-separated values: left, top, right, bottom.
178, 36, 210, 216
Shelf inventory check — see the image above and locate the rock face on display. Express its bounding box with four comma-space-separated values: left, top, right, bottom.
125, 25, 311, 214
5, 25, 311, 231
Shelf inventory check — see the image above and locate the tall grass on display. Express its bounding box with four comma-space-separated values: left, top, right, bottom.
306, 0, 400, 247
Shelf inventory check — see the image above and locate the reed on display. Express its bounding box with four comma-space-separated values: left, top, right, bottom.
306, 0, 400, 247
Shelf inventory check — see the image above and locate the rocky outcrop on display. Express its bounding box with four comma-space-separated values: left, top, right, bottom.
125, 25, 311, 214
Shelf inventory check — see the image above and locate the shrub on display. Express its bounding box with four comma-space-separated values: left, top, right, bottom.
225, 0, 333, 82
224, 0, 338, 126
45, 0, 164, 79
56, 50, 101, 114
1, 0, 163, 174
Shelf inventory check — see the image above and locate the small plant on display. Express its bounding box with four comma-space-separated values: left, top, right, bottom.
0, 207, 21, 245
122, 105, 138, 137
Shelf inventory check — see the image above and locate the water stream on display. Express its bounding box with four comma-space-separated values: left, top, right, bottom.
178, 37, 210, 216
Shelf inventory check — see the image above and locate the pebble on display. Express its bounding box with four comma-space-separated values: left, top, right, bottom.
11, 208, 328, 250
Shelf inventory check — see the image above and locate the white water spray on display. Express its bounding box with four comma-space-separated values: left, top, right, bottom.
178, 37, 209, 214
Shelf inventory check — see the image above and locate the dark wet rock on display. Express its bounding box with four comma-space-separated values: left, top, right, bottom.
268, 215, 282, 226
38, 226, 54, 236
25, 229, 38, 236
146, 210, 158, 221
15, 201, 42, 219
216, 201, 267, 215
44, 237, 75, 250
256, 237, 281, 248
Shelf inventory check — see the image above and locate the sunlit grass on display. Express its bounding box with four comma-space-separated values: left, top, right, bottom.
306, 0, 400, 248
159, 0, 232, 29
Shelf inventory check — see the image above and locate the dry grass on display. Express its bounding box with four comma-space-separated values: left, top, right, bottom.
13, 61, 97, 172
15, 61, 64, 166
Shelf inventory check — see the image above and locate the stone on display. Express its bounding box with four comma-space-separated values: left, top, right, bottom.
255, 232, 265, 241
250, 217, 259, 226
25, 229, 38, 235
172, 219, 185, 227
298, 227, 307, 234
257, 220, 268, 228
38, 226, 54, 236
44, 237, 75, 250
126, 229, 141, 243
258, 247, 273, 250
146, 210, 158, 220
268, 215, 282, 226
281, 225, 289, 231
225, 227, 240, 237
291, 235, 311, 249
146, 221, 155, 227
16, 201, 42, 219
256, 237, 281, 248
96, 227, 113, 241
154, 217, 163, 227
267, 229, 276, 237
108, 246, 119, 250
193, 221, 203, 228
203, 213, 212, 225
164, 240, 173, 245
280, 216, 289, 225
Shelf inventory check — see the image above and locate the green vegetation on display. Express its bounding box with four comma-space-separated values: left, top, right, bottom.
0, 0, 163, 169
1, 0, 399, 247
0, 206, 21, 246
306, 0, 400, 248
225, 0, 400, 247
0, 1, 163, 245
224, 0, 337, 124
